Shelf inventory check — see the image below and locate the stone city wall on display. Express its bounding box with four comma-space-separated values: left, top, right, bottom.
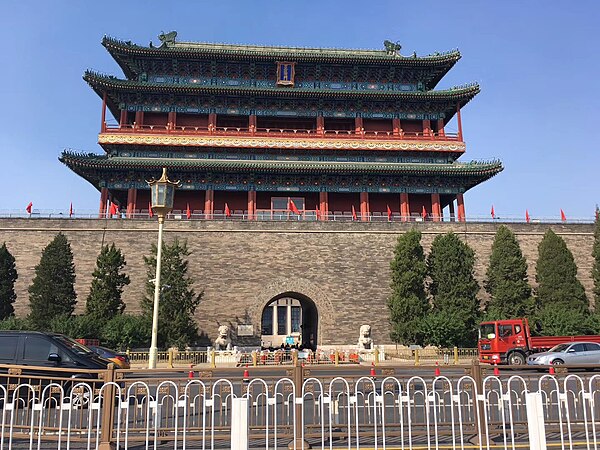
0, 219, 595, 345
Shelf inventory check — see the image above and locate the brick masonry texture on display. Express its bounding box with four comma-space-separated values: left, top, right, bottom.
0, 219, 595, 346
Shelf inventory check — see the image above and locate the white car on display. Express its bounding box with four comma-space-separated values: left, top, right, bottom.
527, 342, 600, 366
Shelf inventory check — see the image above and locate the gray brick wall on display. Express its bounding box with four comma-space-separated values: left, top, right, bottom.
0, 219, 594, 345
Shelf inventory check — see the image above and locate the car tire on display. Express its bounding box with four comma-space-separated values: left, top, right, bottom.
551, 359, 564, 365
508, 352, 526, 366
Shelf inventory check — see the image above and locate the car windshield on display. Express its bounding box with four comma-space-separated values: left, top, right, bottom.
479, 323, 496, 339
54, 335, 94, 355
549, 344, 570, 353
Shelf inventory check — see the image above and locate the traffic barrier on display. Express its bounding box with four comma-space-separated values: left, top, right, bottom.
494, 362, 500, 376
434, 361, 441, 376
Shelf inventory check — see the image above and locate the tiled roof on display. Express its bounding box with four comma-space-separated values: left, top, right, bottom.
60, 151, 503, 177
84, 71, 480, 101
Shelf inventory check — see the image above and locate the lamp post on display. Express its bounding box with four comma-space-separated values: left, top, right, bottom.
147, 168, 180, 369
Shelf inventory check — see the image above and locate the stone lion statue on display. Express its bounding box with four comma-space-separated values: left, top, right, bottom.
214, 325, 232, 350
357, 324, 373, 351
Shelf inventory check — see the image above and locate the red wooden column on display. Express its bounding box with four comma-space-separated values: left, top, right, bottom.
392, 118, 401, 136
448, 200, 456, 222
204, 189, 214, 219
101, 92, 107, 132
208, 113, 217, 134
456, 193, 466, 222
360, 192, 369, 222
354, 117, 363, 136
126, 188, 137, 219
400, 193, 410, 222
247, 190, 256, 220
98, 187, 109, 218
119, 110, 127, 128
437, 118, 445, 137
431, 193, 441, 222
249, 114, 257, 135
319, 191, 329, 221
167, 111, 177, 130
134, 111, 144, 129
423, 119, 432, 138
456, 103, 463, 141
316, 116, 325, 135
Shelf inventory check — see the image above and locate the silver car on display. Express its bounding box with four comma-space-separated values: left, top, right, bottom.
527, 342, 600, 366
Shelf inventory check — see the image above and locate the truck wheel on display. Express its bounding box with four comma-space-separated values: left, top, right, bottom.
508, 352, 526, 365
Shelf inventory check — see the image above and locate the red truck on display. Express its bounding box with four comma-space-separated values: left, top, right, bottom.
478, 318, 600, 365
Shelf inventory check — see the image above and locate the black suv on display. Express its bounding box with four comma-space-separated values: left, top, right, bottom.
0, 331, 110, 402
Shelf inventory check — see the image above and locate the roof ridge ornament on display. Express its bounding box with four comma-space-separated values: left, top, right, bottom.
383, 40, 402, 55
158, 31, 177, 46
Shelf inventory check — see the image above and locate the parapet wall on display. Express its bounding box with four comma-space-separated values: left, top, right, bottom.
0, 219, 595, 345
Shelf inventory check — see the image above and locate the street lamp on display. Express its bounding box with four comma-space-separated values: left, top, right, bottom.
147, 167, 180, 369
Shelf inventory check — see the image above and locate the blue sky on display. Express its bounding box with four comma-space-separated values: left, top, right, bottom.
1, 1, 598, 220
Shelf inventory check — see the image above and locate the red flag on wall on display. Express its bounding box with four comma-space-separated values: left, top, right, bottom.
26, 202, 33, 214
315, 205, 321, 220
224, 203, 231, 217
421, 206, 427, 219
351, 205, 358, 221
387, 205, 392, 222
69, 202, 73, 218
109, 202, 118, 216
148, 202, 154, 218
560, 209, 567, 222
525, 210, 530, 223
288, 199, 300, 215
186, 203, 192, 219
491, 205, 495, 219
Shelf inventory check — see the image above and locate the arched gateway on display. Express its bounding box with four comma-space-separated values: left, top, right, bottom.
260, 293, 318, 350
252, 279, 335, 348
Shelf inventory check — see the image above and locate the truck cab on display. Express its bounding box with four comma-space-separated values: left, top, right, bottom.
478, 318, 529, 365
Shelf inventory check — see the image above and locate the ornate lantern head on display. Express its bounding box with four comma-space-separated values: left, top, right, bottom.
147, 168, 180, 217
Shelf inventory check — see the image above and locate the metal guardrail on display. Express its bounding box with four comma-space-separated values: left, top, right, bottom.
1, 362, 599, 449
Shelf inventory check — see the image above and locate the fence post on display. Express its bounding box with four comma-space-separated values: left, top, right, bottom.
334, 350, 339, 366
231, 398, 249, 450
470, 359, 487, 446
168, 349, 174, 368
251, 350, 258, 367
453, 347, 459, 365
414, 349, 420, 366
98, 364, 116, 450
211, 349, 216, 368
287, 365, 310, 449
292, 350, 298, 367
374, 347, 379, 366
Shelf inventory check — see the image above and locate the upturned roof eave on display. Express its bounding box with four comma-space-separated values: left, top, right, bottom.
83, 71, 480, 103
102, 36, 461, 84
60, 151, 503, 177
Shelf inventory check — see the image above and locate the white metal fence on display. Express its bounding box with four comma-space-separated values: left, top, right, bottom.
1, 373, 599, 449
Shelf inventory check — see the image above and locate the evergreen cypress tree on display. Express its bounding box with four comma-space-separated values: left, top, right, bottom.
484, 225, 532, 319
0, 243, 17, 320
85, 243, 130, 321
142, 239, 202, 349
28, 233, 77, 328
387, 230, 428, 345
536, 229, 588, 311
426, 233, 480, 346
